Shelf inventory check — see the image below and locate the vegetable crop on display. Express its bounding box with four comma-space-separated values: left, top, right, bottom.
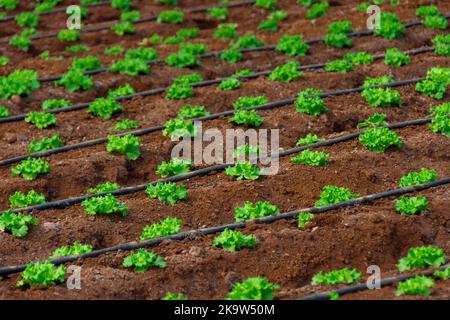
28, 134, 64, 153
315, 186, 360, 207
82, 194, 128, 216
106, 134, 141, 160
213, 228, 257, 252
11, 158, 51, 180
312, 268, 362, 285
123, 249, 166, 272
359, 127, 402, 153
140, 217, 182, 240
395, 196, 429, 215
9, 190, 46, 209
0, 211, 38, 238
17, 260, 65, 288
397, 246, 446, 271
145, 182, 188, 204
225, 161, 261, 180
234, 201, 279, 221
227, 277, 280, 300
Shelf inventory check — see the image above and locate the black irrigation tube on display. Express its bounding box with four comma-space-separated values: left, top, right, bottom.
0, 42, 432, 124
299, 263, 450, 300
0, 0, 257, 43
0, 1, 110, 22
0, 177, 448, 277
3, 115, 435, 214
0, 76, 429, 166
34, 12, 447, 82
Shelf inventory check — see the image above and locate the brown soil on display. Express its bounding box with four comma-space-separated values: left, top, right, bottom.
0, 0, 448, 300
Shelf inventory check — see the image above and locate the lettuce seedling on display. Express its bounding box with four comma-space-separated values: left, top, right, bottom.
82, 194, 128, 216
233, 144, 260, 158
0, 56, 9, 66
395, 276, 435, 296
16, 12, 39, 28
41, 98, 71, 110
29, 134, 64, 153
39, 50, 63, 60
384, 48, 410, 67
399, 168, 437, 187
214, 23, 238, 39
207, 7, 228, 19
112, 119, 138, 131
374, 12, 405, 39
315, 185, 360, 207
359, 127, 402, 153
88, 98, 123, 120
25, 112, 57, 129
56, 68, 93, 92
213, 228, 257, 252
165, 51, 200, 68
140, 217, 182, 240
162, 293, 187, 300
110, 58, 149, 76
429, 115, 450, 137
177, 104, 210, 119
0, 105, 10, 117
291, 149, 330, 166
235, 201, 279, 221
125, 48, 158, 62
233, 95, 268, 110
0, 0, 18, 10
296, 133, 323, 146
324, 32, 352, 49
225, 161, 261, 180
176, 27, 200, 39
362, 84, 402, 107
17, 260, 65, 288
157, 10, 184, 24
163, 118, 198, 139
395, 196, 429, 215
120, 10, 140, 22
434, 267, 450, 280
432, 34, 450, 57
0, 69, 40, 99
306, 1, 329, 20
258, 19, 279, 32
112, 0, 133, 12
325, 59, 353, 73
298, 212, 314, 228
108, 83, 136, 99
344, 51, 374, 65
57, 29, 80, 42
123, 249, 166, 272
106, 134, 141, 160
422, 14, 447, 30
145, 182, 188, 204
0, 211, 38, 238
219, 77, 242, 90
231, 34, 264, 49
294, 88, 328, 116
312, 268, 362, 285
269, 61, 303, 82
327, 20, 352, 34
233, 69, 253, 77
66, 44, 90, 53
255, 0, 276, 10
397, 246, 446, 271
50, 242, 93, 258
11, 158, 50, 180
156, 158, 192, 177
416, 67, 450, 100
9, 31, 32, 52
71, 56, 103, 72
87, 181, 120, 194
229, 110, 264, 127
275, 34, 309, 57
227, 277, 280, 300
357, 113, 388, 129
104, 45, 125, 55
416, 5, 440, 17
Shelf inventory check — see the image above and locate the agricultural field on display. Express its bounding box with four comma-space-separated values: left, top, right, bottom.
0, 0, 449, 305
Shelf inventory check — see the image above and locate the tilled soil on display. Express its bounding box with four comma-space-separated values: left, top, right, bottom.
0, 0, 449, 300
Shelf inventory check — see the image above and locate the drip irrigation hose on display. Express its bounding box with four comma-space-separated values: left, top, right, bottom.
2, 115, 435, 213
0, 0, 257, 43
0, 43, 433, 124
0, 76, 430, 166
0, 1, 110, 22
0, 177, 448, 277
299, 263, 450, 300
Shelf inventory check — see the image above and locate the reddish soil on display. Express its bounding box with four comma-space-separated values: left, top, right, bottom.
0, 0, 448, 300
